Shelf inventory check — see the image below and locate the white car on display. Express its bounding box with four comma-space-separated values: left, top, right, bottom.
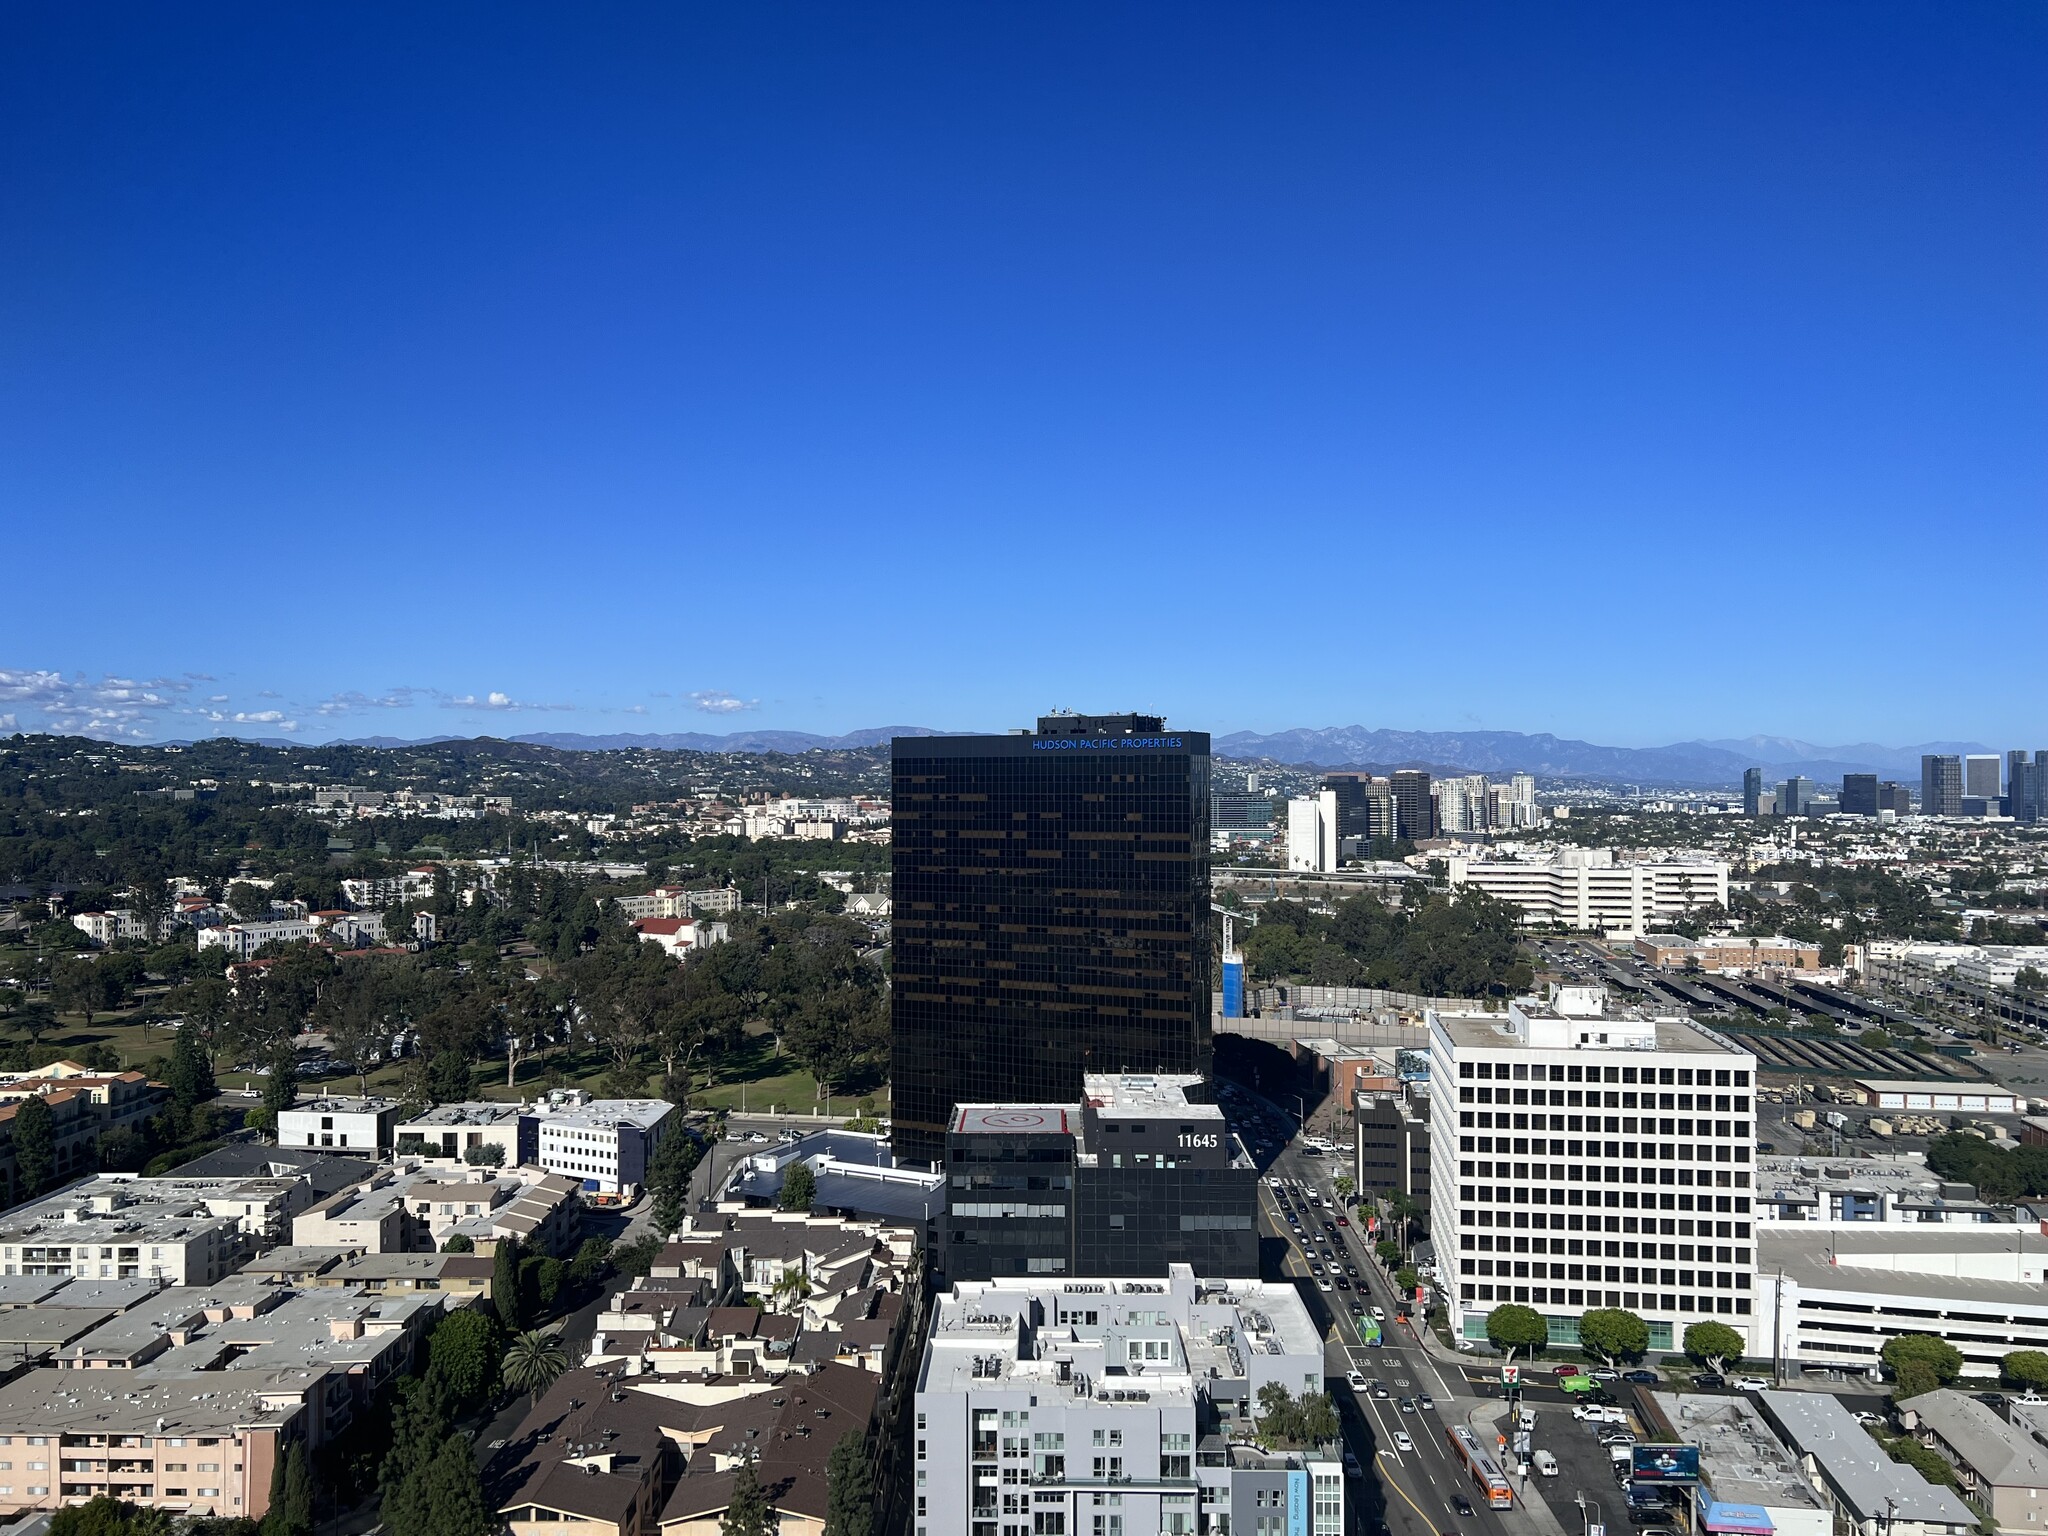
1573, 1404, 1627, 1423
1347, 1370, 1368, 1390
1733, 1376, 1771, 1392
1370, 1306, 1385, 1321
1392, 1431, 1414, 1452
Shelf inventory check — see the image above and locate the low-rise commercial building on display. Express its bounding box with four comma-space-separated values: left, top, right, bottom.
0, 1064, 168, 1138
1855, 1081, 2020, 1114
1634, 935, 1823, 972
1644, 1391, 1830, 1536
1755, 1156, 2013, 1227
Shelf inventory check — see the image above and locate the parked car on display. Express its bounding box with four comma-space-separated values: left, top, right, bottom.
1533, 1450, 1560, 1477
1623, 1369, 1659, 1384
1590, 1368, 1620, 1380
1733, 1376, 1771, 1392
1573, 1404, 1627, 1423
1691, 1373, 1725, 1389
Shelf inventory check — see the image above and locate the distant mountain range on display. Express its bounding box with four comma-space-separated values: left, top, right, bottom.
151, 723, 1997, 789
1211, 727, 1994, 788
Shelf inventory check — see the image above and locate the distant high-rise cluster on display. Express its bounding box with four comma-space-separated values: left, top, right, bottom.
1284, 768, 1535, 872
1745, 750, 2043, 820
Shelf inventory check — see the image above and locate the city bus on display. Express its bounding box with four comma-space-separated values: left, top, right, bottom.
1446, 1424, 1515, 1509
1358, 1316, 1382, 1347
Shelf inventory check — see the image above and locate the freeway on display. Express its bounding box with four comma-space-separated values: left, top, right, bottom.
1224, 1083, 1545, 1536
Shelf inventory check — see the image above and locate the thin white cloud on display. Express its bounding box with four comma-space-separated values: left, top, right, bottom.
0, 714, 16, 731
687, 691, 758, 715
0, 668, 199, 741
313, 688, 424, 717
443, 690, 573, 713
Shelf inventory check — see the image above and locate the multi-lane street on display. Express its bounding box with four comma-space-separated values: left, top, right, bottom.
1222, 1080, 1548, 1536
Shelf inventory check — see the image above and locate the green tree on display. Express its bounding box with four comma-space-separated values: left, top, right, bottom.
1883, 1334, 1963, 1399
441, 1233, 475, 1253
567, 1236, 613, 1289
1486, 1304, 1548, 1361
379, 1379, 449, 1497
461, 1141, 505, 1167
385, 1435, 490, 1536
1684, 1321, 1748, 1375
720, 1460, 775, 1536
1579, 1308, 1651, 1367
11, 1000, 56, 1052
166, 1021, 214, 1118
261, 1043, 298, 1121
50, 1497, 174, 1536
13, 1092, 55, 1198
609, 1233, 661, 1278
823, 1429, 873, 1536
1375, 1239, 1400, 1266
502, 1328, 572, 1411
1394, 1266, 1419, 1294
261, 1440, 313, 1536
1332, 1175, 1355, 1202
428, 1307, 499, 1412
1297, 1392, 1340, 1445
493, 1234, 524, 1330
779, 1160, 817, 1212
2004, 1350, 2048, 1391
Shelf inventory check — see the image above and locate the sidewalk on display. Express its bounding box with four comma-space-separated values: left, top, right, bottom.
1470, 1401, 1572, 1536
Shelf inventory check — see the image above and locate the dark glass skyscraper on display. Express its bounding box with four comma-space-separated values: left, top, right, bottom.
1389, 769, 1434, 841
1841, 773, 1879, 817
890, 713, 1212, 1165
1742, 767, 1763, 817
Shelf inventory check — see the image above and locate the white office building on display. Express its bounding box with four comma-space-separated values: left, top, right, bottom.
196, 917, 317, 959
1443, 848, 1729, 937
1429, 986, 1762, 1357
532, 1094, 677, 1196
914, 1267, 1341, 1536
1285, 791, 1338, 874
277, 1095, 400, 1156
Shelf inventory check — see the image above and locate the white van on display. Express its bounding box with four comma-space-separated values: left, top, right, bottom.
1517, 1406, 1538, 1432
1534, 1451, 1560, 1477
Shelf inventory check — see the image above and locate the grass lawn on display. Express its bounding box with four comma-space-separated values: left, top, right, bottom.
0, 1001, 889, 1120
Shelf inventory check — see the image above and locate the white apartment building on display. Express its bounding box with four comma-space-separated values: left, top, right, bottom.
532, 1094, 676, 1196
1429, 986, 1762, 1357
195, 918, 315, 960
1285, 791, 1338, 874
1443, 848, 1729, 937
277, 1096, 399, 1156
69, 910, 147, 945
338, 868, 437, 909
0, 1179, 246, 1285
1432, 775, 1491, 834
914, 1267, 1340, 1536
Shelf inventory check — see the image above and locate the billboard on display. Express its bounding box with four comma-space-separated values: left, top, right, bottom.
1631, 1445, 1701, 1484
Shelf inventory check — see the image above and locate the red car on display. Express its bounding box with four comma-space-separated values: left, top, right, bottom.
1553, 1364, 1584, 1377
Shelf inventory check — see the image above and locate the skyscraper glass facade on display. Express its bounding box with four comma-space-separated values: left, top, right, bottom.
890, 715, 1212, 1164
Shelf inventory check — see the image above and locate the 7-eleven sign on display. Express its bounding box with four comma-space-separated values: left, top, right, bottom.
1500, 1365, 1520, 1387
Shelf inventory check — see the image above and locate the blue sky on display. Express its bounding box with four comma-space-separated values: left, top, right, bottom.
2, 4, 2041, 747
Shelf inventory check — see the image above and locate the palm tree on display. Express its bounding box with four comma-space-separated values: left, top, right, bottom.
501, 1328, 571, 1410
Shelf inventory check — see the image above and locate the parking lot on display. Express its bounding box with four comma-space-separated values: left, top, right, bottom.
1516, 1384, 1691, 1536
